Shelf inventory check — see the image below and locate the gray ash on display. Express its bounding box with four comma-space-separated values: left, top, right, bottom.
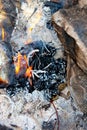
7, 41, 66, 100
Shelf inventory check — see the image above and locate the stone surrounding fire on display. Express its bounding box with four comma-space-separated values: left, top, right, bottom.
52, 0, 87, 114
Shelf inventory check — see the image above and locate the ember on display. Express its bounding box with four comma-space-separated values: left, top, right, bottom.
14, 51, 33, 87
14, 52, 31, 76
25, 66, 32, 78
14, 52, 27, 75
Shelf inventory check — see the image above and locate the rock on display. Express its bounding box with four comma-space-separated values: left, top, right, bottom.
79, 0, 87, 8
52, 5, 87, 74
0, 0, 20, 41
68, 60, 87, 113
52, 5, 87, 113
0, 41, 15, 87
51, 0, 78, 8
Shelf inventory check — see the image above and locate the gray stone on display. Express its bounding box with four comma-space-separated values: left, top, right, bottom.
52, 6, 87, 74
52, 5, 87, 113
79, 0, 87, 8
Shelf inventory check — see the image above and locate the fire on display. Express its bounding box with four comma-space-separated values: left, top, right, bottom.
14, 52, 32, 78
14, 52, 27, 75
25, 66, 32, 78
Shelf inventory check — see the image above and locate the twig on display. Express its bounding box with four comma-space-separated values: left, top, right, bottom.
47, 111, 56, 123
34, 70, 46, 74
44, 63, 52, 70
27, 7, 37, 21
32, 70, 47, 78
35, 53, 41, 69
42, 42, 50, 53
51, 101, 59, 130
27, 49, 39, 66
23, 7, 37, 29
28, 49, 39, 58
32, 70, 40, 78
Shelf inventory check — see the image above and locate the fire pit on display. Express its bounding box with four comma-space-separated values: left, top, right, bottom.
1, 0, 66, 101
0, 0, 86, 130
7, 40, 66, 101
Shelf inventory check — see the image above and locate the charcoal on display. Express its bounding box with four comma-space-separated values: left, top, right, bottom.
7, 41, 66, 101
42, 120, 56, 130
33, 58, 66, 100
20, 41, 56, 56
7, 76, 34, 95
20, 41, 56, 69
44, 1, 63, 14
46, 20, 53, 30
0, 124, 13, 130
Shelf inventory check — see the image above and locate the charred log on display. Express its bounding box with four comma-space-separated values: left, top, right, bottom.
0, 0, 20, 41
0, 41, 15, 87
0, 0, 20, 87
44, 0, 78, 14
0, 124, 13, 130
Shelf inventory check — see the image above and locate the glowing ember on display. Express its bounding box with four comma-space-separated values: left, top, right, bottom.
0, 77, 8, 84
14, 52, 32, 78
25, 66, 32, 78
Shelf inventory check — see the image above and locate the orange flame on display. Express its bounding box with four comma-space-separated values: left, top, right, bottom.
14, 52, 32, 78
25, 66, 32, 78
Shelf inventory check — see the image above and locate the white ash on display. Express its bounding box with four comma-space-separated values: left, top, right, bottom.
0, 89, 86, 130
11, 0, 63, 58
